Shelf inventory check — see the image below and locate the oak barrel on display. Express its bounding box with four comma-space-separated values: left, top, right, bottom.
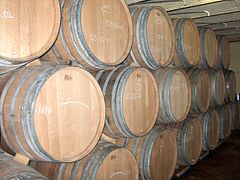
95, 66, 159, 138
130, 6, 175, 69
209, 70, 226, 107
0, 65, 105, 162
30, 142, 139, 180
170, 117, 203, 166
0, 149, 47, 179
217, 36, 231, 70
219, 104, 232, 139
154, 67, 191, 123
230, 102, 240, 130
42, 0, 133, 69
0, 59, 27, 75
0, 0, 60, 61
187, 68, 211, 114
224, 70, 236, 102
124, 127, 177, 180
198, 110, 220, 151
198, 28, 218, 69
173, 18, 200, 68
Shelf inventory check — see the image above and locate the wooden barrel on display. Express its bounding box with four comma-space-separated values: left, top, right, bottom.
124, 127, 177, 180
225, 70, 236, 102
187, 68, 211, 114
0, 0, 60, 61
95, 66, 159, 138
198, 28, 218, 69
30, 142, 139, 180
0, 59, 27, 75
170, 117, 203, 166
219, 104, 232, 139
130, 6, 175, 69
217, 36, 231, 70
230, 102, 240, 130
154, 67, 191, 123
0, 150, 47, 179
209, 70, 226, 107
42, 0, 133, 70
198, 110, 220, 151
0, 65, 105, 162
173, 18, 200, 68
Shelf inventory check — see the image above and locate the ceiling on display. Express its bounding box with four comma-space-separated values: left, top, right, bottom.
125, 0, 240, 42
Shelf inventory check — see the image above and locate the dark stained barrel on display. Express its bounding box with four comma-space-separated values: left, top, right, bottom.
173, 18, 200, 68
217, 36, 231, 70
187, 68, 211, 114
130, 6, 175, 69
198, 28, 218, 69
230, 102, 240, 130
30, 142, 139, 180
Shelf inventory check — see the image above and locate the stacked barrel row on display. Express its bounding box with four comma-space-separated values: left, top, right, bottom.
0, 0, 239, 180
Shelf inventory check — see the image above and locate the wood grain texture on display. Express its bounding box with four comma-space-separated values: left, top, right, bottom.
217, 36, 231, 70
209, 70, 226, 107
130, 6, 175, 69
0, 0, 61, 61
219, 104, 232, 140
198, 28, 218, 69
95, 65, 159, 138
224, 70, 236, 102
154, 67, 191, 123
42, 0, 133, 69
169, 117, 203, 166
0, 65, 105, 162
173, 18, 200, 68
0, 151, 47, 179
124, 127, 177, 180
198, 110, 220, 151
187, 68, 211, 114
30, 142, 139, 180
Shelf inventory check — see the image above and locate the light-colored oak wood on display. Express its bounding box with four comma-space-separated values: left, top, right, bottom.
42, 0, 133, 69
169, 117, 203, 166
198, 110, 220, 151
13, 153, 30, 166
198, 28, 218, 69
130, 6, 175, 69
173, 18, 200, 68
0, 0, 61, 61
124, 127, 177, 180
209, 70, 226, 107
30, 142, 139, 180
219, 104, 232, 139
217, 36, 231, 70
154, 67, 191, 123
95, 66, 159, 138
0, 151, 47, 179
224, 70, 236, 102
187, 68, 211, 114
0, 65, 105, 162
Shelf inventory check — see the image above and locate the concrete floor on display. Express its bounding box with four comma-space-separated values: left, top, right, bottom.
173, 130, 240, 180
